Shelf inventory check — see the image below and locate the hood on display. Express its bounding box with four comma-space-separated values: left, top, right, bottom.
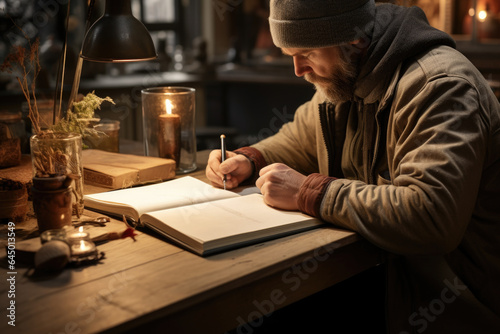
355, 4, 456, 101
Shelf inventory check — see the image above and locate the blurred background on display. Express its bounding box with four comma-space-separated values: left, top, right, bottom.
1, 0, 499, 152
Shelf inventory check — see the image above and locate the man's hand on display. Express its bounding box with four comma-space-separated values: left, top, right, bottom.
256, 163, 306, 211
206, 150, 253, 189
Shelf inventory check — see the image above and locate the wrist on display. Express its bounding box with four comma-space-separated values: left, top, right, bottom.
234, 147, 267, 183
297, 174, 336, 218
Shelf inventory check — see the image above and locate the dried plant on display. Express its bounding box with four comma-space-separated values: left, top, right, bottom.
1, 28, 113, 197
0, 33, 42, 134
30, 134, 71, 177
53, 91, 114, 137
1, 13, 113, 218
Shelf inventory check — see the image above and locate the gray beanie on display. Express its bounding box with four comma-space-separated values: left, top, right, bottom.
269, 0, 376, 48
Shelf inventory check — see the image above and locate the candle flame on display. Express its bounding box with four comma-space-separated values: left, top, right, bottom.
80, 240, 86, 250
478, 10, 487, 22
165, 99, 173, 115
79, 226, 83, 233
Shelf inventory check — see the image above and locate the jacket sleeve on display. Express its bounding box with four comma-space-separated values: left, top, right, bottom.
320, 75, 489, 256
250, 92, 324, 175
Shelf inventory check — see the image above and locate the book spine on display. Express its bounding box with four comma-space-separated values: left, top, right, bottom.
83, 170, 114, 188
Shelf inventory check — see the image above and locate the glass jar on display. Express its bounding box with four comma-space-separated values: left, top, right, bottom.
40, 229, 68, 244
142, 87, 197, 173
30, 132, 84, 217
85, 119, 120, 152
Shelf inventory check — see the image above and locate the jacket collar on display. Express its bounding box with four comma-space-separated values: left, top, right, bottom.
354, 62, 403, 109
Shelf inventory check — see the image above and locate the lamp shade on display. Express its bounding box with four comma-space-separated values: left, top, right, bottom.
81, 0, 157, 62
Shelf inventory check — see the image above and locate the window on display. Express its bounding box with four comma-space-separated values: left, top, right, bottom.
132, 0, 184, 55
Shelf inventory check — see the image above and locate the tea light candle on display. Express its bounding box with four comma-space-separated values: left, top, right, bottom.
67, 226, 89, 241
71, 239, 96, 257
67, 226, 96, 257
158, 99, 181, 167
40, 229, 67, 244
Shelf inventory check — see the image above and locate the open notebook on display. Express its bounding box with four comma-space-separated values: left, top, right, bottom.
84, 177, 323, 256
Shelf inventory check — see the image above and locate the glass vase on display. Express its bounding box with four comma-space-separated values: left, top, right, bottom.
142, 87, 197, 174
30, 132, 84, 217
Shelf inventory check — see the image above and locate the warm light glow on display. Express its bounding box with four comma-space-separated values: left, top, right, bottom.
478, 10, 487, 22
79, 240, 86, 251
79, 226, 83, 233
165, 99, 173, 115
468, 8, 475, 17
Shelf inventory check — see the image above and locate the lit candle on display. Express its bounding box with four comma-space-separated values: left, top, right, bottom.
68, 226, 89, 241
158, 99, 181, 167
70, 239, 96, 257
67, 226, 96, 257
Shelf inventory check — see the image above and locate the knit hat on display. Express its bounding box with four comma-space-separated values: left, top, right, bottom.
269, 0, 376, 48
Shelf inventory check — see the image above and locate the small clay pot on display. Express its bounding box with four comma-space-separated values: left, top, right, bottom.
32, 176, 73, 232
32, 186, 72, 232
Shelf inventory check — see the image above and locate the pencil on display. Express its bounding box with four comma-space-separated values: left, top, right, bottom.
220, 134, 227, 190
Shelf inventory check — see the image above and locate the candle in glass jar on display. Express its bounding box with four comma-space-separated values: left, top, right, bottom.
71, 239, 96, 257
158, 99, 181, 167
40, 229, 67, 244
67, 226, 96, 257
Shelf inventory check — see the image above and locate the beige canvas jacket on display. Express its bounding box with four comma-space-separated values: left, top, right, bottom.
240, 45, 500, 333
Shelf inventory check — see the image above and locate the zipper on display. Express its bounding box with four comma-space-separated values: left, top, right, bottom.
370, 111, 382, 184
318, 102, 335, 176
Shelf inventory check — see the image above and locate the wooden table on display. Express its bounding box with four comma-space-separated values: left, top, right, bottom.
0, 152, 384, 334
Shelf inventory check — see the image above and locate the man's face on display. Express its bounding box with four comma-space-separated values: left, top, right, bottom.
282, 46, 360, 104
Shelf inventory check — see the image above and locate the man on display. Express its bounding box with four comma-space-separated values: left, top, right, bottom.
206, 0, 500, 332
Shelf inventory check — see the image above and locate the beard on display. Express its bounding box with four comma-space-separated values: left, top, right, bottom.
305, 50, 359, 104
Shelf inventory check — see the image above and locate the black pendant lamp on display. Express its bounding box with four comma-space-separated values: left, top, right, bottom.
81, 0, 157, 63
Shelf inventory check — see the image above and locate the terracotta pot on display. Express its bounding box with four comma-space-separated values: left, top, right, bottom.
32, 183, 72, 232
